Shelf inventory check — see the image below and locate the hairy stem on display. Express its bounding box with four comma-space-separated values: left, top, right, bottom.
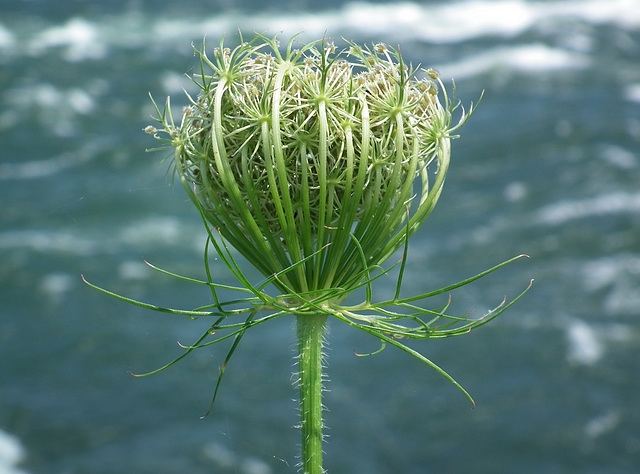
296, 314, 327, 474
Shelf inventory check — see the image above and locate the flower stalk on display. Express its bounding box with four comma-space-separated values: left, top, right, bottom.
86, 33, 531, 473
296, 314, 327, 474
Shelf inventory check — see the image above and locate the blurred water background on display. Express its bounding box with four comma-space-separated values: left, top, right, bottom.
1, 0, 639, 472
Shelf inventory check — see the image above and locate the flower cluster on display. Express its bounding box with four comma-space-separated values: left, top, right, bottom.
148, 34, 470, 297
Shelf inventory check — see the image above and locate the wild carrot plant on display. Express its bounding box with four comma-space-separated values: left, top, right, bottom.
85, 33, 530, 473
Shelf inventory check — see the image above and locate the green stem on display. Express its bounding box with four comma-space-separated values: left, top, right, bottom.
296, 314, 327, 474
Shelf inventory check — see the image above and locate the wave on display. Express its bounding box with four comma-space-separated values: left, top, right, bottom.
435, 43, 589, 79
0, 429, 28, 474
0, 140, 109, 180
2, 0, 638, 61
566, 318, 603, 365
535, 191, 640, 226
0, 230, 98, 255
0, 216, 201, 258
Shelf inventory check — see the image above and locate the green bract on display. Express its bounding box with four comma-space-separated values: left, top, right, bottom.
150, 34, 467, 297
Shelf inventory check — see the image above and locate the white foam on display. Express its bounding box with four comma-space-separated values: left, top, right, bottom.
0, 141, 104, 180
582, 256, 627, 292
0, 230, 97, 255
566, 319, 603, 365
118, 260, 152, 280
604, 284, 640, 317
624, 83, 640, 103
347, 1, 536, 43
584, 411, 620, 439
30, 17, 106, 61
504, 181, 528, 202
41, 272, 76, 296
159, 70, 194, 95
435, 43, 588, 80
67, 88, 96, 115
8, 0, 638, 64
535, 192, 640, 226
1, 81, 98, 137
581, 255, 640, 317
216, 0, 640, 44
118, 216, 187, 247
0, 429, 27, 474
201, 442, 272, 474
18, 83, 96, 115
139, 1, 613, 81
0, 22, 15, 50
599, 144, 637, 170
561, 0, 640, 28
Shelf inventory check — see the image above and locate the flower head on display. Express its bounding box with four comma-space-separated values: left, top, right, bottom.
86, 34, 529, 420
151, 34, 471, 298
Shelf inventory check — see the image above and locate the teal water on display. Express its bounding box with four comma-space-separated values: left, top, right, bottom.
1, 1, 639, 472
